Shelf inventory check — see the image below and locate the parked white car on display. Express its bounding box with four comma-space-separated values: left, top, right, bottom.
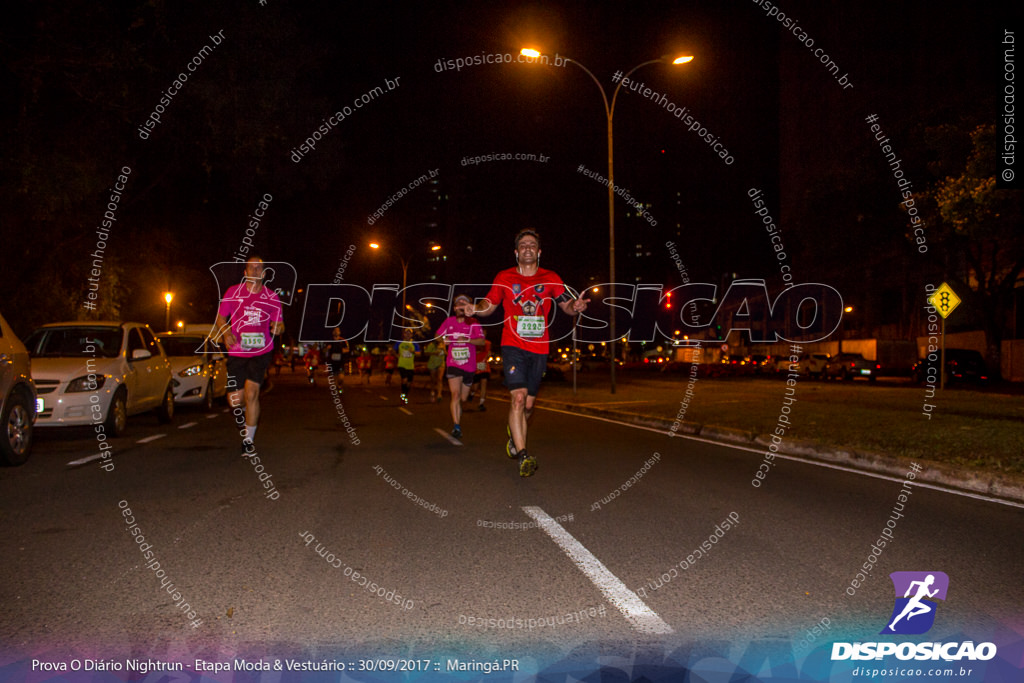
0, 311, 37, 465
797, 352, 830, 379
156, 332, 228, 411
25, 322, 174, 436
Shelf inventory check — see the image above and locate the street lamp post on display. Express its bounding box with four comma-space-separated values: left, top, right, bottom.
841, 305, 854, 353
163, 291, 173, 332
370, 242, 442, 324
522, 49, 692, 394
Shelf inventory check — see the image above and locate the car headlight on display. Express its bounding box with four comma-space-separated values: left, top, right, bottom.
179, 363, 203, 377
67, 374, 106, 392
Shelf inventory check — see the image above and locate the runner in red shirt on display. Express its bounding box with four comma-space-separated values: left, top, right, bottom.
460, 229, 588, 476
382, 348, 398, 386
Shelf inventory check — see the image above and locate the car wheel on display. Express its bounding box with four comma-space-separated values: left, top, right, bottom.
105, 389, 128, 437
156, 385, 174, 424
0, 392, 33, 466
202, 380, 214, 412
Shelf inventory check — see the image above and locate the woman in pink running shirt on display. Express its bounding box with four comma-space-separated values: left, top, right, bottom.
436, 294, 485, 440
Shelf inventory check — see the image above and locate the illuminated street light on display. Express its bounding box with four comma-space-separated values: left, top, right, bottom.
521, 47, 693, 393
163, 291, 174, 332
369, 241, 442, 314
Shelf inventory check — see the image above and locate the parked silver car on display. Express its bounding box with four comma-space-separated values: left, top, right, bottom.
25, 321, 174, 436
0, 312, 37, 465
797, 353, 830, 379
157, 332, 228, 411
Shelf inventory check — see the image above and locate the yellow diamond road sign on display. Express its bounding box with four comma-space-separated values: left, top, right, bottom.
929, 282, 961, 319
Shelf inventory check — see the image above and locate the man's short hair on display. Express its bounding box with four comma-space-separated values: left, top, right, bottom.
514, 229, 540, 248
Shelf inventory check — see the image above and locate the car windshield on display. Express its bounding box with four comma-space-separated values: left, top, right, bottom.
25, 327, 121, 358
158, 336, 207, 357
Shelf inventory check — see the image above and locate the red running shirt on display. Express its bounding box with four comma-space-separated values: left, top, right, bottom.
484, 267, 570, 354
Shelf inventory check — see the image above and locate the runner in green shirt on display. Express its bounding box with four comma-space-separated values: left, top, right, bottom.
395, 329, 419, 404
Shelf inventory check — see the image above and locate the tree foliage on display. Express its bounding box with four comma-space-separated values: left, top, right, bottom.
925, 124, 1023, 358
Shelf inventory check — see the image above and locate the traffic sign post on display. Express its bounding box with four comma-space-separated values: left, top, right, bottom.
928, 282, 961, 390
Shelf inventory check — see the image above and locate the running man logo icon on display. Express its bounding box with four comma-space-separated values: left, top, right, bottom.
881, 571, 949, 635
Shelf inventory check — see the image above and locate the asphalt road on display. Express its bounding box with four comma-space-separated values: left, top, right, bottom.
2, 370, 1021, 675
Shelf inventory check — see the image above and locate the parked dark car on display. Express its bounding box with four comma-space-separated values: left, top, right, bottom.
912, 348, 990, 385
747, 354, 770, 374
720, 354, 754, 375
823, 353, 880, 382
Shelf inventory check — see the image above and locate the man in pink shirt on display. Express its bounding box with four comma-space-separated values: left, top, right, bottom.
213, 257, 284, 454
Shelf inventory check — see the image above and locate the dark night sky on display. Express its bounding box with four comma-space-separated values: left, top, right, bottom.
0, 1, 1006, 332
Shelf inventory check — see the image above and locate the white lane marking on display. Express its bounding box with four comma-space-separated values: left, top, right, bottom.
522, 505, 673, 635
507, 400, 1024, 510
398, 407, 412, 416
67, 453, 105, 467
178, 422, 197, 429
433, 427, 462, 446
206, 413, 219, 419
136, 434, 167, 444
379, 395, 388, 401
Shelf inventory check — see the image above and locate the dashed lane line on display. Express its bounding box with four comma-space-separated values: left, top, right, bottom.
433, 427, 462, 446
66, 453, 106, 467
522, 505, 673, 634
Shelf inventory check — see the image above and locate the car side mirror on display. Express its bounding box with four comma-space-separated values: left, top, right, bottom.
131, 348, 152, 361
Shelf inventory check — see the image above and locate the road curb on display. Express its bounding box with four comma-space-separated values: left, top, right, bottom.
538, 398, 1024, 505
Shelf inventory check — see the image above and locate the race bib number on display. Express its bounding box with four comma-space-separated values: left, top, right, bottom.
451, 346, 470, 362
240, 332, 266, 350
516, 315, 544, 338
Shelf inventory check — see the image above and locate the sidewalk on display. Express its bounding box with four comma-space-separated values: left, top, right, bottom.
531, 368, 1024, 504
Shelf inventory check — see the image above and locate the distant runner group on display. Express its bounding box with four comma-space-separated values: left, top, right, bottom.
211, 230, 588, 478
